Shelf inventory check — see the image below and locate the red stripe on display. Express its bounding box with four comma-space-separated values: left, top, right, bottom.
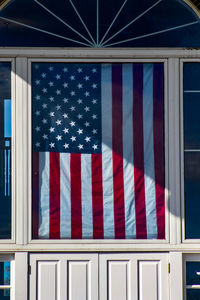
49, 152, 60, 239
112, 64, 125, 239
92, 154, 104, 239
71, 154, 82, 239
32, 152, 39, 239
133, 64, 147, 239
153, 64, 165, 239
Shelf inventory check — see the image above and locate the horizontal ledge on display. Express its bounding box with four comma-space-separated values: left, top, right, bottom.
184, 149, 200, 152
184, 90, 200, 93
186, 285, 200, 289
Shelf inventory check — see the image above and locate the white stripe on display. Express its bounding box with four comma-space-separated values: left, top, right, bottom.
143, 64, 157, 239
60, 153, 71, 239
102, 64, 115, 238
122, 64, 136, 239
39, 152, 50, 238
81, 154, 93, 238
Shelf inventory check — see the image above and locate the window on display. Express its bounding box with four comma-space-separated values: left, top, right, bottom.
0, 62, 11, 239
183, 62, 200, 239
31, 61, 166, 240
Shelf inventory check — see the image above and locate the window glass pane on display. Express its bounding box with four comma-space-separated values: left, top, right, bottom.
186, 262, 200, 285
0, 262, 10, 286
187, 289, 200, 300
32, 62, 165, 240
0, 289, 10, 299
0, 62, 11, 239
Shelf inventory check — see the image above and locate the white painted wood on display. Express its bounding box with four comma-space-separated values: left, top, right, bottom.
170, 252, 183, 300
15, 252, 28, 300
168, 58, 181, 246
38, 261, 58, 300
29, 253, 98, 300
139, 261, 159, 300
15, 57, 28, 245
100, 253, 169, 300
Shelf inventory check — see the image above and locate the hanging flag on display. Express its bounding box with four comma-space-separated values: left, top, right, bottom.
32, 62, 165, 240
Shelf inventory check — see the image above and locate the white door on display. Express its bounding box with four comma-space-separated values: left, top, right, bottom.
29, 253, 98, 300
100, 253, 169, 300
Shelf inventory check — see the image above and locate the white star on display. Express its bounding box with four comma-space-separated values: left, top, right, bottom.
92, 99, 97, 104
42, 88, 47, 93
78, 144, 84, 150
49, 66, 54, 71
84, 106, 90, 112
77, 99, 83, 104
63, 128, 69, 134
70, 91, 75, 96
63, 67, 68, 72
70, 136, 76, 142
85, 136, 91, 142
56, 89, 61, 95
63, 98, 68, 103
77, 114, 83, 119
92, 129, 97, 134
49, 112, 55, 117
43, 134, 48, 139
56, 120, 62, 125
56, 74, 61, 80
56, 105, 61, 110
77, 83, 83, 89
77, 128, 83, 135
35, 126, 40, 132
84, 121, 90, 127
42, 103, 47, 109
35, 80, 40, 85
92, 83, 97, 89
35, 110, 40, 116
63, 113, 68, 119
92, 68, 97, 73
35, 142, 40, 147
77, 68, 82, 73
92, 114, 97, 119
35, 64, 39, 69
63, 143, 69, 149
84, 76, 90, 81
84, 91, 90, 97
92, 144, 98, 150
49, 142, 55, 148
70, 106, 76, 111
56, 135, 62, 141
35, 95, 40, 100
49, 96, 54, 102
48, 81, 54, 87
70, 121, 76, 127
42, 118, 47, 124
70, 75, 75, 80
49, 127, 55, 133
63, 82, 68, 88
41, 73, 46, 78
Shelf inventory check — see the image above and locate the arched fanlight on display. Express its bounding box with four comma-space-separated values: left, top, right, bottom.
183, 0, 200, 17
0, 0, 12, 11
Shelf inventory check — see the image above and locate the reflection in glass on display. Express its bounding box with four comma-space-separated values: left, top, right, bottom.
186, 262, 200, 285
187, 289, 200, 300
0, 289, 10, 299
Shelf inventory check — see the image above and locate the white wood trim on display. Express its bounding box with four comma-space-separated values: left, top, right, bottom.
15, 58, 28, 245
170, 252, 183, 300
168, 58, 181, 246
15, 252, 28, 300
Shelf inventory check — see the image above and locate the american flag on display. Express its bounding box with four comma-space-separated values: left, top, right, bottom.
32, 62, 165, 239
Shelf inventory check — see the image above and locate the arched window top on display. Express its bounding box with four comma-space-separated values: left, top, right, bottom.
0, 0, 200, 47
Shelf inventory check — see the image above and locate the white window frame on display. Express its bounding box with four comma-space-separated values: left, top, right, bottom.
180, 59, 200, 244
183, 254, 200, 300
23, 56, 170, 249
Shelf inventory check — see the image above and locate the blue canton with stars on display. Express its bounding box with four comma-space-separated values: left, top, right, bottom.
32, 63, 102, 154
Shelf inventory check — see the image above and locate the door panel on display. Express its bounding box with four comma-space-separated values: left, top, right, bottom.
100, 253, 169, 300
29, 254, 98, 300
